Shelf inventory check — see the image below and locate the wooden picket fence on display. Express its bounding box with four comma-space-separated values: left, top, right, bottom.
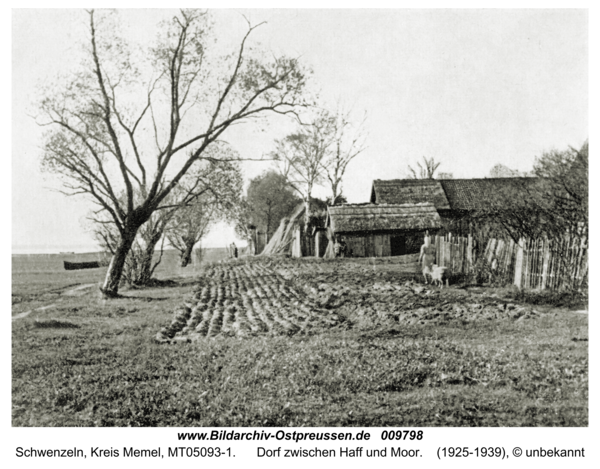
434, 233, 475, 275
434, 233, 588, 291
513, 236, 588, 290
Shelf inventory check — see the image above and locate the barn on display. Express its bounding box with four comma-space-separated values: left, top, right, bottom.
370, 177, 540, 236
326, 203, 442, 257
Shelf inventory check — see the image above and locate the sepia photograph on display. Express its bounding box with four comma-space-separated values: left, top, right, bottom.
12, 5, 588, 437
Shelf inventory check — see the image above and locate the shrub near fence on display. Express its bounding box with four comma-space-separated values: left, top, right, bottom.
434, 233, 587, 291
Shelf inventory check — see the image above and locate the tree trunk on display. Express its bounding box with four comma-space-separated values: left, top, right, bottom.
266, 211, 271, 241
100, 228, 138, 297
249, 229, 257, 255
304, 196, 311, 231
180, 240, 194, 267
331, 182, 339, 205
137, 231, 162, 284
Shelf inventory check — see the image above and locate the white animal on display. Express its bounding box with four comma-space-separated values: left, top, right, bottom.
431, 265, 449, 288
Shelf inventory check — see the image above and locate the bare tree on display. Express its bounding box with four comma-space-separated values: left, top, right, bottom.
92, 144, 241, 280
321, 107, 367, 204
167, 198, 216, 268
272, 111, 335, 226
37, 9, 309, 297
408, 156, 441, 179
533, 140, 588, 238
167, 154, 243, 267
93, 199, 173, 286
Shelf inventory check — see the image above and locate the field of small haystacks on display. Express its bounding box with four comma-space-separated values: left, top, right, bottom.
13, 254, 588, 427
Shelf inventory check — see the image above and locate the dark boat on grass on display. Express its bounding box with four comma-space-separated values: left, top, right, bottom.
63, 260, 109, 270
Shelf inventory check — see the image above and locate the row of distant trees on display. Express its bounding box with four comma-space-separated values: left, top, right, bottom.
407, 157, 531, 180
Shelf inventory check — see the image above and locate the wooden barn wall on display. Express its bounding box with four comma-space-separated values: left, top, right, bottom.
339, 230, 432, 257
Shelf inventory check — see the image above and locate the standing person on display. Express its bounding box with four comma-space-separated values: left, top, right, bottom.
419, 233, 436, 284
339, 237, 347, 258
334, 236, 341, 258
232, 242, 238, 258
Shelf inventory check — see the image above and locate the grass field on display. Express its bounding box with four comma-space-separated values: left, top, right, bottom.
12, 252, 588, 427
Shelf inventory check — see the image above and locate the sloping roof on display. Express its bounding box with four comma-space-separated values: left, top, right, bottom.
370, 177, 540, 212
439, 178, 539, 211
370, 179, 451, 210
327, 203, 441, 233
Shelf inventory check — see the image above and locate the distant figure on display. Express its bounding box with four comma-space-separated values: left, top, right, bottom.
334, 236, 347, 258
490, 256, 498, 283
232, 242, 238, 259
339, 237, 347, 258
419, 234, 436, 284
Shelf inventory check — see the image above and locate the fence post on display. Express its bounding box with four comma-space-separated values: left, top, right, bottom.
524, 239, 530, 288
531, 238, 537, 289
458, 237, 464, 274
578, 237, 588, 289
549, 238, 556, 290
514, 238, 524, 288
467, 234, 473, 273
541, 237, 550, 290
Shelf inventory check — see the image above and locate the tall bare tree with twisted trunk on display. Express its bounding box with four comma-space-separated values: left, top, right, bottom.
320, 106, 367, 204
272, 111, 335, 227
37, 9, 310, 297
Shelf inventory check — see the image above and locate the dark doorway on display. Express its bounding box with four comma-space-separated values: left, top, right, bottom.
390, 235, 406, 256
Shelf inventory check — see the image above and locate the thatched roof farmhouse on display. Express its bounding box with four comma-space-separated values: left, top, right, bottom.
327, 203, 441, 233
369, 177, 541, 244
259, 177, 541, 259
325, 203, 441, 257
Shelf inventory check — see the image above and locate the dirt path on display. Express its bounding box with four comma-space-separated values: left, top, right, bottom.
62, 283, 97, 296
12, 304, 58, 321
12, 283, 98, 321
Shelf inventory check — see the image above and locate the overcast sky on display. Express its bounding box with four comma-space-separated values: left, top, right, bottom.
12, 8, 588, 252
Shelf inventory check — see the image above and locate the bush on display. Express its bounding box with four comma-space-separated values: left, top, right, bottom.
506, 289, 587, 309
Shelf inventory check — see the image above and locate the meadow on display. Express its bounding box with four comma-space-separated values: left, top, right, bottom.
12, 251, 588, 427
